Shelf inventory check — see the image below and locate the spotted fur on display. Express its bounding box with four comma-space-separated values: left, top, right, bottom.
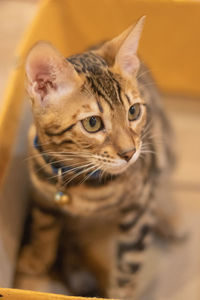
16, 18, 178, 299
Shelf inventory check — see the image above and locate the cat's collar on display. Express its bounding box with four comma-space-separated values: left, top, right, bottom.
33, 135, 101, 180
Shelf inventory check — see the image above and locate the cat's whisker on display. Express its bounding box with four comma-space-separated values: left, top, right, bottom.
92, 161, 115, 183
141, 143, 152, 148
79, 165, 102, 185
63, 164, 96, 186
142, 123, 153, 137
141, 148, 154, 153
141, 143, 154, 148
140, 82, 156, 88
62, 162, 94, 182
42, 151, 91, 157
142, 132, 164, 144
144, 135, 165, 144
62, 162, 93, 176
48, 162, 93, 180
141, 131, 152, 143
99, 166, 107, 183
136, 69, 151, 80
104, 166, 113, 182
25, 151, 75, 160
34, 159, 89, 174
26, 150, 92, 161
25, 153, 81, 162
140, 150, 156, 155
88, 161, 105, 183
141, 121, 153, 140
103, 166, 112, 182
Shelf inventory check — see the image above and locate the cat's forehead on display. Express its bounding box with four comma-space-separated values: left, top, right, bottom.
67, 52, 125, 109
67, 52, 107, 73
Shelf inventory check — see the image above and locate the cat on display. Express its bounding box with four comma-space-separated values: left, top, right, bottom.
16, 16, 180, 299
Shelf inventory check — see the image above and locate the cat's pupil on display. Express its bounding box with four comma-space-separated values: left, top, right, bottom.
129, 106, 135, 115
89, 116, 97, 127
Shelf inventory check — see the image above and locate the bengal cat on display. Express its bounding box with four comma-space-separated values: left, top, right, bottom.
16, 17, 180, 299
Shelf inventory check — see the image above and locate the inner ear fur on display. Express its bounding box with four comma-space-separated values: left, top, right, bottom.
25, 41, 81, 102
95, 16, 146, 77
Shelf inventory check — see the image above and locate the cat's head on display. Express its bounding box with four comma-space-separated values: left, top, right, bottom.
26, 17, 147, 176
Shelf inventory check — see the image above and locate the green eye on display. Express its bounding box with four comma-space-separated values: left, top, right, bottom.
81, 116, 104, 133
128, 103, 141, 121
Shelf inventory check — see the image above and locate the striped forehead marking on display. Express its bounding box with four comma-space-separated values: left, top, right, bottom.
67, 52, 124, 109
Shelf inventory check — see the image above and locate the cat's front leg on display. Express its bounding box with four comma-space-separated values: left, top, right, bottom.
108, 209, 153, 300
17, 205, 63, 276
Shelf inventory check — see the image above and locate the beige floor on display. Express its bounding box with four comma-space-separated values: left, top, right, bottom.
0, 1, 200, 299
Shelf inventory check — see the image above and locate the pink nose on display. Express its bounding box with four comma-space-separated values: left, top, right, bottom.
118, 148, 136, 162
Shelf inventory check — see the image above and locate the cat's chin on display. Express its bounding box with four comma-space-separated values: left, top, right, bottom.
106, 165, 129, 175
106, 150, 141, 175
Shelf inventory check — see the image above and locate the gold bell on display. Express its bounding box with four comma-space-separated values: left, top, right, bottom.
54, 191, 70, 206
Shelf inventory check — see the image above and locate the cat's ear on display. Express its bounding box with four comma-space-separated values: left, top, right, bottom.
97, 16, 145, 78
25, 42, 81, 103
114, 16, 145, 77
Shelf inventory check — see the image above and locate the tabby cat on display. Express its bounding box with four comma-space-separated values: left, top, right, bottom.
16, 17, 179, 299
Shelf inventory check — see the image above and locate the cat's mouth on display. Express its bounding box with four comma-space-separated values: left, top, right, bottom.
102, 149, 141, 175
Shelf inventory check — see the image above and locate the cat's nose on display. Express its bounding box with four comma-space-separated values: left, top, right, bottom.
118, 148, 136, 162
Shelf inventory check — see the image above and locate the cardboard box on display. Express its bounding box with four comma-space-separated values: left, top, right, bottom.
0, 0, 199, 297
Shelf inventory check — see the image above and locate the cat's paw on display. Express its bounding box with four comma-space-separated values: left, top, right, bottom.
17, 245, 50, 275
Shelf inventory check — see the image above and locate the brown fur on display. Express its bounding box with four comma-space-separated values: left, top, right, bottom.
15, 17, 179, 299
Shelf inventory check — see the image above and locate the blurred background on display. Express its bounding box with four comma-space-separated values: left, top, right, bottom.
0, 0, 200, 299
0, 0, 38, 106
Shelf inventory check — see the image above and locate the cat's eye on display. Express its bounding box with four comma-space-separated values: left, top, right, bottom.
128, 103, 141, 121
81, 116, 104, 133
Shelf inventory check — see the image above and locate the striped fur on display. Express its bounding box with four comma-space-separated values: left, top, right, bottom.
16, 18, 178, 299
